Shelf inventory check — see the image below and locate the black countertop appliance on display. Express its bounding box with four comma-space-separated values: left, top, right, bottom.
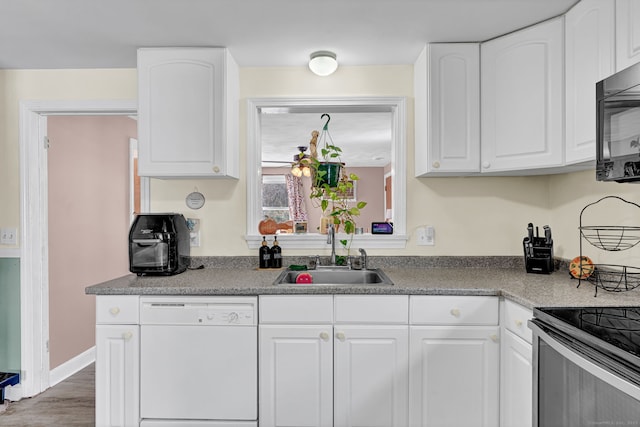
129, 213, 190, 276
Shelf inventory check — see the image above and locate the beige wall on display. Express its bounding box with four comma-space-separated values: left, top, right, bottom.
1, 66, 637, 262
47, 115, 134, 369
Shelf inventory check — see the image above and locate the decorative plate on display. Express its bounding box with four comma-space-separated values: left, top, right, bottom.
569, 256, 595, 279
185, 191, 205, 210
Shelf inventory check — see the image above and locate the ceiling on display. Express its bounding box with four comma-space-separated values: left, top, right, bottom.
1, 0, 578, 70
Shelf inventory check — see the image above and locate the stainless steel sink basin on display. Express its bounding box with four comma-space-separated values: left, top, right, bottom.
273, 267, 394, 286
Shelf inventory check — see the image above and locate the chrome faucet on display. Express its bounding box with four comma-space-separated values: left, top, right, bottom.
358, 248, 368, 270
328, 224, 337, 266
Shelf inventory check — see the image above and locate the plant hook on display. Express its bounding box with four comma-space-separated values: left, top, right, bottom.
321, 113, 331, 131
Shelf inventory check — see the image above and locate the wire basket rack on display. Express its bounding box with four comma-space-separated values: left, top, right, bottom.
578, 196, 640, 296
580, 226, 640, 251
582, 264, 640, 293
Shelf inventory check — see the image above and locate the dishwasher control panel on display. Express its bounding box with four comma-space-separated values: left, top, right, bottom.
140, 296, 257, 325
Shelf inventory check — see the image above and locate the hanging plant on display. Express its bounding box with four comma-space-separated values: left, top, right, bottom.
308, 114, 367, 263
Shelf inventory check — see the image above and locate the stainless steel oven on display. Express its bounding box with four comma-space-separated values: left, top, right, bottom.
529, 307, 640, 427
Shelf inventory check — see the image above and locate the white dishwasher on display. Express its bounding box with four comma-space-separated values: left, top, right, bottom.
139, 296, 257, 427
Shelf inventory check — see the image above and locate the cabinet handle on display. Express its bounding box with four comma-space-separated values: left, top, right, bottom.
482, 161, 490, 169
432, 161, 441, 169
212, 165, 221, 173
109, 307, 121, 316
515, 320, 523, 328
319, 332, 330, 341
336, 331, 346, 342
450, 308, 461, 318
122, 331, 133, 341
490, 334, 499, 343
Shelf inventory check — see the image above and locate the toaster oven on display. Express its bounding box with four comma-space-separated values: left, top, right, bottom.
129, 213, 190, 276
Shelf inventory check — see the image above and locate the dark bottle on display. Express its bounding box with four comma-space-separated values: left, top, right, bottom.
271, 236, 282, 268
259, 236, 271, 268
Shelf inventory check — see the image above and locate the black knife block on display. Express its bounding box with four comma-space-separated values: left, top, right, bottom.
523, 237, 554, 274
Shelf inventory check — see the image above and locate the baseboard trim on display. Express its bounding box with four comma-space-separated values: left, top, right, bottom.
49, 346, 95, 387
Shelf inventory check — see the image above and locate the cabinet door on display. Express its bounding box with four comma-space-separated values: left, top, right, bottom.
481, 18, 564, 173
409, 326, 499, 427
616, 0, 640, 70
137, 47, 238, 178
95, 325, 139, 427
414, 44, 480, 176
259, 325, 333, 427
565, 0, 615, 164
500, 329, 533, 427
334, 325, 409, 427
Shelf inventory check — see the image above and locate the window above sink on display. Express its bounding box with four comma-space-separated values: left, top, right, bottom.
245, 97, 408, 249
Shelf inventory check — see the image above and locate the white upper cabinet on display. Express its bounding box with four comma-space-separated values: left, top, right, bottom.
565, 0, 615, 165
137, 47, 239, 178
616, 0, 640, 70
481, 18, 564, 173
414, 43, 480, 176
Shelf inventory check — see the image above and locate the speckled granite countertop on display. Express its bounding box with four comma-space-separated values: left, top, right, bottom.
85, 256, 640, 309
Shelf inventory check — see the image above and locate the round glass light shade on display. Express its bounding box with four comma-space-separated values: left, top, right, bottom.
309, 51, 338, 76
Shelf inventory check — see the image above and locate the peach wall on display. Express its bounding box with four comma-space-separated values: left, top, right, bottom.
47, 115, 135, 369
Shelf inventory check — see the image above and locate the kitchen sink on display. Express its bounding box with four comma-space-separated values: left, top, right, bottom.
273, 267, 394, 286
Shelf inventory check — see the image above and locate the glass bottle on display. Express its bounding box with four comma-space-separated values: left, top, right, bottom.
259, 236, 271, 268
271, 236, 282, 268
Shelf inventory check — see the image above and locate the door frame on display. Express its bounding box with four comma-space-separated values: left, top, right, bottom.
18, 99, 137, 398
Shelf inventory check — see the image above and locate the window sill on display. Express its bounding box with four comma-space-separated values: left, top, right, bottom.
245, 233, 408, 250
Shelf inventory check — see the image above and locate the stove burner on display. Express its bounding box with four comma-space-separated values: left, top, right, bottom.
538, 306, 640, 360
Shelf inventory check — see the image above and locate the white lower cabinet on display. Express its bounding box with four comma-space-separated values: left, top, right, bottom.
95, 295, 140, 427
334, 325, 409, 427
500, 300, 533, 427
259, 325, 334, 427
409, 296, 500, 427
258, 295, 409, 427
501, 330, 532, 427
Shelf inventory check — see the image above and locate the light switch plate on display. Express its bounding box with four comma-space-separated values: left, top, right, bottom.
417, 226, 435, 246
0, 227, 17, 245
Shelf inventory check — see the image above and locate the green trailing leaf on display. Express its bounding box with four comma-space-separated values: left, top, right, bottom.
357, 201, 367, 209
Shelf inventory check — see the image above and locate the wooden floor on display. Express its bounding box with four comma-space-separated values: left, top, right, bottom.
0, 363, 94, 427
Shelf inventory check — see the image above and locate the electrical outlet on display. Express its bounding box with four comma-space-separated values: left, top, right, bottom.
0, 227, 17, 245
416, 226, 435, 246
190, 231, 200, 247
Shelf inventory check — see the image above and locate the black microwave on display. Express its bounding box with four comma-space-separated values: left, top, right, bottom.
596, 61, 640, 183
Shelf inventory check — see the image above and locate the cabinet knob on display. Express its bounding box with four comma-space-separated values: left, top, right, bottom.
319, 332, 330, 341
515, 320, 523, 328
122, 331, 133, 341
432, 161, 441, 169
336, 331, 346, 342
109, 307, 120, 316
212, 165, 221, 173
490, 334, 499, 343
450, 308, 461, 318
482, 161, 491, 169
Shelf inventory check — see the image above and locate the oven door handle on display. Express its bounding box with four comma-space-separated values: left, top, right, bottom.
530, 320, 640, 401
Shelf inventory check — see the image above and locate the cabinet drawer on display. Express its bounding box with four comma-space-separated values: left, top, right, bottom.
259, 295, 333, 324
334, 295, 408, 324
502, 299, 533, 344
96, 296, 140, 324
410, 296, 498, 325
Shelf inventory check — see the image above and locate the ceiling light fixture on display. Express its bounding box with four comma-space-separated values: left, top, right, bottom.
309, 51, 338, 76
291, 146, 311, 177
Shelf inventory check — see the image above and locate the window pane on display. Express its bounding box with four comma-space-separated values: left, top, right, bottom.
262, 175, 289, 222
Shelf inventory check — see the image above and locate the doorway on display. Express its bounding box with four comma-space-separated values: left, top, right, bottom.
18, 100, 140, 399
